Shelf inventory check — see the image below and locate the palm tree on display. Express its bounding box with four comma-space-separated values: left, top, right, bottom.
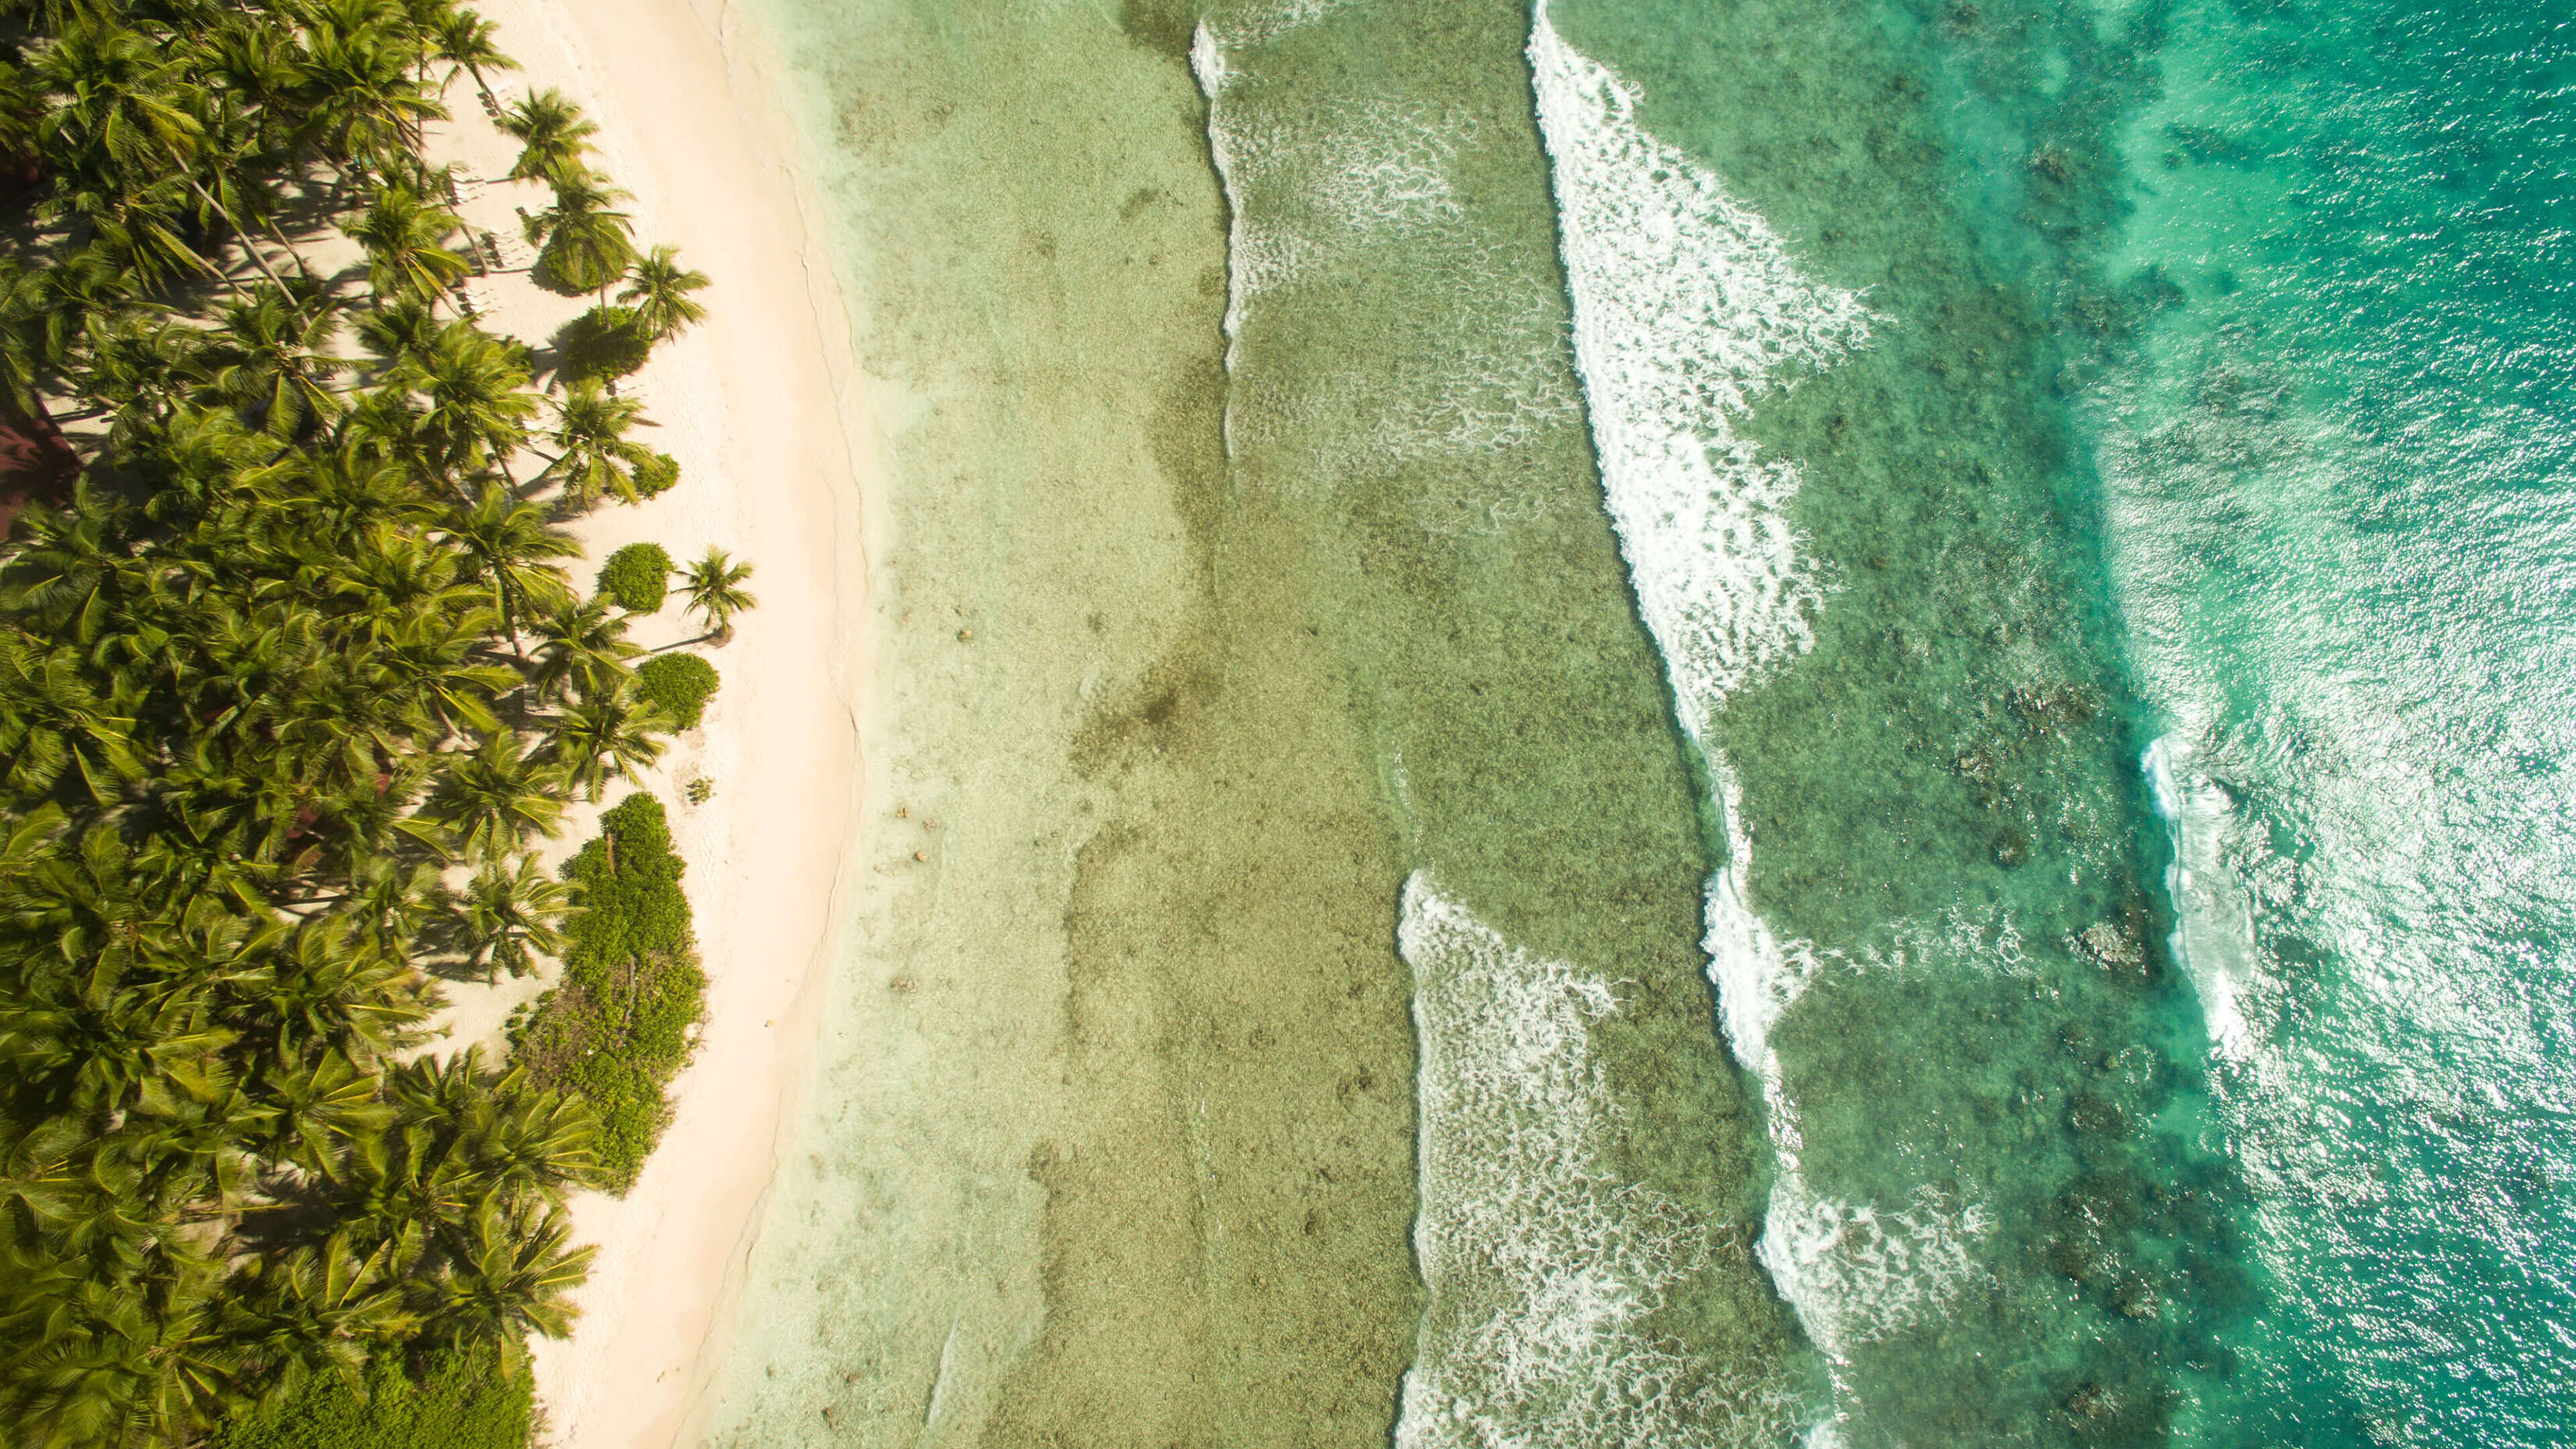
678, 548, 757, 643
219, 1232, 415, 1404
539, 686, 671, 802
497, 89, 598, 183
350, 184, 471, 304
425, 735, 564, 863
201, 283, 350, 440
531, 382, 656, 511
523, 171, 635, 297
352, 295, 443, 373
0, 634, 143, 805
27, 22, 204, 203
256, 1050, 395, 1179
418, 1196, 592, 1345
443, 482, 577, 650
450, 853, 572, 981
30, 23, 301, 298
388, 319, 539, 476
432, 12, 518, 109
525, 593, 640, 706
617, 245, 710, 343
0, 12, 738, 1438
299, 7, 449, 174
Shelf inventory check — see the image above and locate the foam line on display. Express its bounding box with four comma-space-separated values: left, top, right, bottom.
2144, 732, 2254, 1054
1525, 4, 1998, 1418
1529, 2, 1874, 737
1393, 874, 1802, 1449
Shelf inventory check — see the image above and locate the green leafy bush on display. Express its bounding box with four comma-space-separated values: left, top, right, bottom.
205, 1341, 532, 1449
555, 304, 653, 383
514, 794, 704, 1191
632, 450, 680, 498
596, 541, 672, 614
636, 653, 720, 729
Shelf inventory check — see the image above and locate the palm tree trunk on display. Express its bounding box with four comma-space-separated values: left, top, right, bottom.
183, 176, 296, 296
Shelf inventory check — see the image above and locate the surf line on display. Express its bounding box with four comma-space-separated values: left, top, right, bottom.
1522, 0, 1993, 1419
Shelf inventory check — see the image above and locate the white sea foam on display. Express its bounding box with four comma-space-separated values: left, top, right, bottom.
1758, 1159, 1991, 1365
1196, 27, 1580, 475
2144, 732, 2255, 1054
1529, 2, 1875, 734
1395, 874, 1805, 1449
1525, 9, 2001, 1412
1197, 27, 1470, 340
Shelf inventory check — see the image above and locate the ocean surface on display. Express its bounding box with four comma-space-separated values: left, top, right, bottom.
708, 0, 2576, 1444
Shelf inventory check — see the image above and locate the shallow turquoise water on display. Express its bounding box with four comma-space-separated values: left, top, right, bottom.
2094, 2, 2576, 1444
1542, 0, 2576, 1440
728, 0, 2576, 1441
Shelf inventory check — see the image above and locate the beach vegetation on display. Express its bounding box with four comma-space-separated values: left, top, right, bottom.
551, 304, 653, 387
496, 87, 597, 185
631, 448, 681, 499
596, 541, 673, 614
636, 653, 719, 730
353, 183, 473, 304
523, 170, 635, 297
619, 244, 710, 342
537, 377, 656, 507
0, 2, 737, 1442
509, 794, 704, 1193
678, 546, 757, 642
204, 1339, 535, 1449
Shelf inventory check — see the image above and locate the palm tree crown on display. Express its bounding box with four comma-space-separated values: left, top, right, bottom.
678, 547, 756, 642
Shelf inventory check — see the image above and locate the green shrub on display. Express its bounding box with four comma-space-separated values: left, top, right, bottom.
205, 1340, 532, 1449
632, 450, 680, 498
636, 653, 719, 729
596, 541, 671, 614
555, 304, 652, 383
513, 794, 703, 1192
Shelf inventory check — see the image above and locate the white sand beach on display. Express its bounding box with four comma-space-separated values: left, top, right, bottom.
415, 1, 872, 1442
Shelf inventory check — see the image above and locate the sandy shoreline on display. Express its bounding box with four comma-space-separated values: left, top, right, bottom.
420, 0, 872, 1443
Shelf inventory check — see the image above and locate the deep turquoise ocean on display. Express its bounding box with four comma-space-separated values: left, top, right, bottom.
1437, 0, 2576, 1439
1535, 0, 2576, 1440
721, 0, 2576, 1443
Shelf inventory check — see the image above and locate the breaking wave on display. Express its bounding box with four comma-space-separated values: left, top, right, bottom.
1526, 5, 1993, 1420
1394, 875, 1806, 1449
1529, 2, 1874, 731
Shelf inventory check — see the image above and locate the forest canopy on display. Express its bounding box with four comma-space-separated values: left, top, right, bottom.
0, 2, 731, 1444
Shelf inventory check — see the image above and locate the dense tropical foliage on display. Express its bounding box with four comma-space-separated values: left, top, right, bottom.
507, 794, 700, 1194
0, 2, 749, 1444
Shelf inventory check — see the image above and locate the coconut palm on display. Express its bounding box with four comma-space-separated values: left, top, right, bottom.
617, 245, 710, 342
298, 6, 448, 173
678, 547, 757, 643
497, 87, 596, 183
418, 1196, 592, 1345
523, 170, 634, 297
450, 853, 571, 981
388, 318, 538, 475
432, 11, 517, 107
539, 685, 671, 802
350, 183, 471, 304
531, 381, 656, 511
443, 481, 577, 648
425, 734, 564, 863
0, 10, 728, 1435
27, 22, 203, 201
525, 593, 639, 705
200, 283, 350, 440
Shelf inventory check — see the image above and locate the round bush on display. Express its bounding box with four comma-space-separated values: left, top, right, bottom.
632, 450, 680, 499
635, 653, 720, 729
596, 542, 672, 614
555, 305, 652, 383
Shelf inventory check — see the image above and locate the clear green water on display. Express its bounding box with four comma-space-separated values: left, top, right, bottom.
709, 0, 2576, 1443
